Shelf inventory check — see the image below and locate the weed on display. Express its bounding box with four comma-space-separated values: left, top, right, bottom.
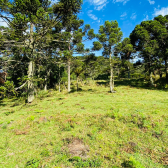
69, 157, 102, 168
25, 159, 40, 168
27, 115, 35, 121
4, 111, 15, 116
40, 148, 50, 157
121, 157, 145, 168
2, 123, 8, 129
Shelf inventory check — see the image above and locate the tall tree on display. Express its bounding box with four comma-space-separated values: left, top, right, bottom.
0, 0, 83, 102
53, 18, 95, 92
115, 37, 133, 78
130, 18, 166, 85
153, 15, 168, 82
93, 20, 123, 92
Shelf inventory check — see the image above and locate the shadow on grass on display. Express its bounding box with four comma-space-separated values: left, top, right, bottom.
69, 87, 84, 93
96, 78, 168, 91
0, 96, 25, 107
0, 98, 6, 107
96, 81, 109, 87
115, 78, 168, 91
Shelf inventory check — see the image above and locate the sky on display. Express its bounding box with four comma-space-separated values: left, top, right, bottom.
0, 0, 168, 56
77, 0, 168, 55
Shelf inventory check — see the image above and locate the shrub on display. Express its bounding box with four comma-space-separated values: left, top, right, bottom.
0, 81, 16, 98
25, 159, 40, 168
121, 157, 145, 168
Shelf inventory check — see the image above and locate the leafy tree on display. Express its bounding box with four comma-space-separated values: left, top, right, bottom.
72, 58, 84, 91
153, 15, 168, 82
115, 37, 133, 78
93, 20, 123, 92
130, 18, 167, 85
0, 0, 84, 102
53, 17, 95, 92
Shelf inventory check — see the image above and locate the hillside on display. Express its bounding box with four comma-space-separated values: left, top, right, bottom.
0, 81, 168, 168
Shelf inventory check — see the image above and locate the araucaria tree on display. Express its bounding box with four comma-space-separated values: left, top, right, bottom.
93, 20, 123, 92
0, 0, 83, 102
130, 16, 168, 85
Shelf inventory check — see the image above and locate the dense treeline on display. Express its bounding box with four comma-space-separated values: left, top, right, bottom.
0, 0, 168, 101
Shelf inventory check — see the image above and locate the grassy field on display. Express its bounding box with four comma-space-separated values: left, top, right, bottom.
0, 80, 168, 168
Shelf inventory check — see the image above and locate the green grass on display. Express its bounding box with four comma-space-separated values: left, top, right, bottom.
0, 80, 168, 168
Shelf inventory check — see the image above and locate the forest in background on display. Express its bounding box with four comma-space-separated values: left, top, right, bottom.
0, 0, 168, 101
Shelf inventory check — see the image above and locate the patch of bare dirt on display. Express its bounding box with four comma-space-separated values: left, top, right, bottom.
67, 138, 89, 159
15, 130, 28, 135
39, 117, 48, 122
122, 141, 137, 154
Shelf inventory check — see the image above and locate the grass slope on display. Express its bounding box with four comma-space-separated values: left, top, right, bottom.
0, 80, 168, 168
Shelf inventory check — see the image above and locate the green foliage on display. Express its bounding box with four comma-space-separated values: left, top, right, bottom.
0, 81, 16, 98
72, 59, 84, 77
4, 111, 15, 116
40, 149, 50, 157
61, 71, 68, 83
92, 41, 102, 50
69, 157, 102, 168
27, 116, 35, 121
25, 159, 40, 168
122, 157, 145, 168
130, 15, 168, 83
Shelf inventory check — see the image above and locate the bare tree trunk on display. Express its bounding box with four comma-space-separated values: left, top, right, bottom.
59, 63, 61, 92
77, 76, 78, 91
150, 71, 154, 86
118, 68, 120, 78
44, 69, 51, 91
165, 59, 168, 83
109, 53, 114, 93
159, 68, 162, 78
28, 61, 34, 103
44, 75, 47, 91
28, 22, 34, 103
68, 59, 71, 92
128, 66, 130, 78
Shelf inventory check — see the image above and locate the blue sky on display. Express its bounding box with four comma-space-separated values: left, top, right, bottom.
77, 0, 168, 55
0, 0, 168, 56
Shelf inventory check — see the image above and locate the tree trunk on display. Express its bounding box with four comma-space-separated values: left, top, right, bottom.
28, 22, 34, 103
150, 71, 154, 86
28, 61, 34, 103
109, 53, 114, 93
165, 59, 168, 83
44, 69, 51, 91
128, 66, 130, 78
68, 59, 71, 92
59, 64, 61, 92
118, 68, 120, 78
77, 76, 78, 91
44, 75, 47, 91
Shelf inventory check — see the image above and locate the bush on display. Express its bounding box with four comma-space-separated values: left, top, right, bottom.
0, 81, 16, 98
121, 157, 145, 168
25, 159, 40, 168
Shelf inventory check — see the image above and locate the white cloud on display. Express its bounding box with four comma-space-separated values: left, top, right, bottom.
120, 12, 127, 18
148, 0, 155, 5
88, 0, 108, 10
0, 18, 8, 27
113, 0, 130, 5
143, 14, 149, 21
120, 12, 127, 20
87, 10, 98, 21
153, 7, 168, 16
130, 13, 137, 20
